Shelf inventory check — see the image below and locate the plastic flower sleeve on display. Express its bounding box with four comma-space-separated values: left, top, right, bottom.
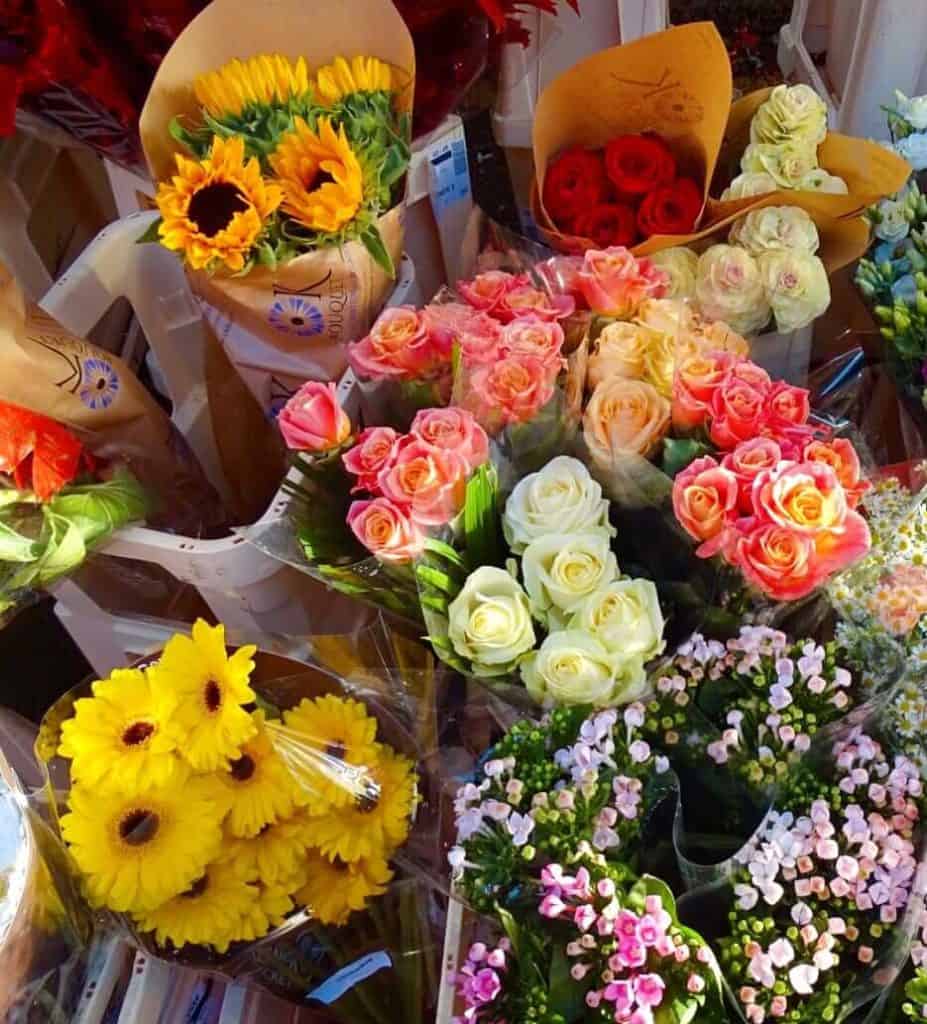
34, 619, 449, 1015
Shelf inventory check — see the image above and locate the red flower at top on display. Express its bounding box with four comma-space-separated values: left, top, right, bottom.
0, 401, 89, 501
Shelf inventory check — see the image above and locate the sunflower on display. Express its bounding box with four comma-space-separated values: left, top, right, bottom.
305, 745, 416, 863
314, 55, 392, 106
135, 860, 258, 954
59, 668, 182, 793
235, 883, 295, 942
147, 619, 258, 772
194, 54, 312, 119
278, 695, 380, 811
216, 711, 306, 837
156, 136, 282, 272
295, 850, 393, 926
269, 117, 364, 234
220, 814, 312, 887
61, 776, 226, 914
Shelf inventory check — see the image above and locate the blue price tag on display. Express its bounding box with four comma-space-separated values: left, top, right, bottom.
306, 951, 392, 1005
428, 136, 472, 216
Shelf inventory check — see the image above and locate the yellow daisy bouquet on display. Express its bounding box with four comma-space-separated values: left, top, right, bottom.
37, 619, 421, 962
137, 0, 415, 395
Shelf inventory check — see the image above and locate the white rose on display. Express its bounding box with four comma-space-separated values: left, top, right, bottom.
729, 206, 820, 256
873, 198, 911, 244
798, 169, 849, 194
447, 566, 536, 674
750, 84, 828, 147
648, 247, 699, 300
895, 90, 927, 133
759, 250, 831, 332
570, 578, 665, 661
522, 532, 619, 626
695, 245, 771, 336
741, 143, 819, 189
521, 631, 646, 707
503, 456, 614, 555
720, 172, 778, 202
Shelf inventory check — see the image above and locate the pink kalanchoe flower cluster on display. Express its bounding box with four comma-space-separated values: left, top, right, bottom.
344, 406, 489, 563
451, 937, 511, 1024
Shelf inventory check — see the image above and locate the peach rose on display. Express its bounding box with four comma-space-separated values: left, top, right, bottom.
869, 565, 927, 635
733, 522, 823, 601
458, 270, 525, 313
578, 247, 668, 318
278, 381, 351, 452
470, 354, 558, 426
635, 297, 696, 337
377, 436, 468, 526
802, 438, 869, 508
721, 437, 783, 513
348, 306, 436, 380
672, 350, 738, 431
685, 318, 750, 358
421, 303, 501, 364
495, 283, 575, 324
342, 426, 400, 491
583, 377, 670, 466
672, 455, 740, 555
410, 407, 489, 472
587, 322, 655, 390
499, 316, 566, 372
347, 497, 425, 563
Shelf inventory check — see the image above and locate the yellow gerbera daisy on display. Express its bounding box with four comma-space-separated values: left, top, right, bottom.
135, 861, 258, 954
59, 668, 181, 793
314, 55, 392, 106
61, 776, 226, 914
236, 883, 295, 942
156, 136, 283, 272
216, 711, 306, 837
295, 850, 393, 926
220, 815, 311, 886
194, 54, 311, 119
278, 694, 380, 811
269, 117, 363, 234
305, 745, 416, 863
148, 620, 258, 772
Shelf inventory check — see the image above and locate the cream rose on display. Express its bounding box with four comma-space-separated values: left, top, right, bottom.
648, 247, 699, 300
503, 455, 614, 554
587, 322, 653, 390
570, 578, 665, 661
695, 245, 771, 336
720, 171, 778, 202
758, 250, 831, 331
640, 328, 677, 399
521, 631, 645, 707
741, 142, 819, 189
447, 566, 536, 674
522, 532, 619, 625
635, 298, 696, 337
729, 206, 820, 256
798, 169, 848, 194
583, 377, 671, 470
750, 83, 828, 148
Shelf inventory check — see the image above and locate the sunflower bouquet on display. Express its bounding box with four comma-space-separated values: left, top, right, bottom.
39, 620, 421, 964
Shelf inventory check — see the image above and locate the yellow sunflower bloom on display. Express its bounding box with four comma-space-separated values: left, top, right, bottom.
216, 711, 306, 837
235, 883, 295, 942
305, 745, 416, 863
194, 54, 311, 119
269, 117, 363, 234
59, 668, 182, 793
148, 620, 258, 772
135, 861, 258, 954
314, 55, 392, 106
220, 815, 311, 887
295, 850, 393, 926
156, 136, 282, 273
61, 776, 226, 914
278, 694, 380, 811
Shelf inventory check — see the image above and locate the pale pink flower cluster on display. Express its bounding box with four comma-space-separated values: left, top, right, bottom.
868, 564, 927, 637
451, 937, 511, 1024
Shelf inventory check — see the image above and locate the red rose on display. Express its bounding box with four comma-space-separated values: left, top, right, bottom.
573, 203, 638, 248
605, 134, 676, 196
543, 146, 609, 226
637, 178, 703, 237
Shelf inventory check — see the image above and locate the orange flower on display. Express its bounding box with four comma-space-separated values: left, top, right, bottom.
0, 400, 87, 500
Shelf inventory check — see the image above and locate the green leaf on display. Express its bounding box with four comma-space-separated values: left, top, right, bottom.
463, 463, 502, 569
35, 516, 87, 581
661, 437, 712, 478
495, 907, 521, 957
360, 224, 395, 277
136, 218, 163, 245
419, 593, 449, 615
548, 945, 586, 1022
0, 521, 42, 563
422, 536, 468, 572
49, 473, 147, 546
414, 563, 458, 596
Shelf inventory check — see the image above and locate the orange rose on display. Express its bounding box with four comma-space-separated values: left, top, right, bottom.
684, 317, 750, 357
583, 377, 670, 468
733, 523, 822, 601
671, 455, 740, 555
802, 438, 869, 508
672, 350, 738, 431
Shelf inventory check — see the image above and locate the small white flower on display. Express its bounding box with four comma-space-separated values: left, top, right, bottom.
769, 939, 795, 968
788, 963, 820, 995
735, 884, 759, 910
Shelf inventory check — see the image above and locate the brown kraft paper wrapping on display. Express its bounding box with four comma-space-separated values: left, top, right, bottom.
138, 0, 415, 404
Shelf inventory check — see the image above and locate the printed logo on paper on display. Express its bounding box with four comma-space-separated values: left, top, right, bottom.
268, 296, 326, 337
79, 357, 120, 410
272, 270, 348, 344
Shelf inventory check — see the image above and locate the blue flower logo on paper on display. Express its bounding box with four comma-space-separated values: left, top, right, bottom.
268, 297, 325, 337
79, 357, 119, 410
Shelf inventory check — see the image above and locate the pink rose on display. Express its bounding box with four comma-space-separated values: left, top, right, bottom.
377, 436, 468, 526
709, 373, 769, 451
421, 303, 501, 365
494, 283, 575, 324
672, 350, 738, 431
765, 381, 811, 432
536, 254, 587, 307
498, 316, 565, 372
347, 306, 437, 380
672, 455, 740, 556
458, 270, 525, 313
347, 497, 425, 563
577, 247, 668, 317
410, 407, 489, 472
342, 426, 400, 492
278, 381, 351, 452
732, 522, 823, 601
470, 353, 557, 426
802, 438, 869, 509
722, 437, 783, 513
